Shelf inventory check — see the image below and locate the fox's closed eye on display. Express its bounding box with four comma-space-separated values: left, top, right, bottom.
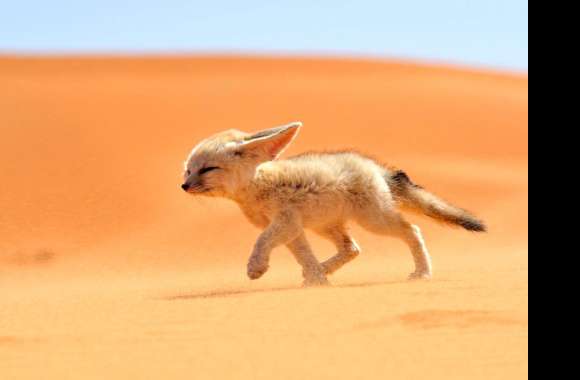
199, 167, 220, 175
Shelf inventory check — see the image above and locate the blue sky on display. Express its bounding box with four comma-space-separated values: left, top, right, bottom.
0, 0, 528, 71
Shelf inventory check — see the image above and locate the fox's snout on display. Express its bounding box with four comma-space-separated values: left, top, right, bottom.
181, 177, 205, 194
181, 180, 199, 193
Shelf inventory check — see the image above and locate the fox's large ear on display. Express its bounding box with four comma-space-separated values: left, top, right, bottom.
239, 122, 302, 160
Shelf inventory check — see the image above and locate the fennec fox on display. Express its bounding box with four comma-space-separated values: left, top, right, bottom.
182, 122, 486, 286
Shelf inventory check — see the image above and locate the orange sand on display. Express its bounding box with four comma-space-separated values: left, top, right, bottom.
0, 56, 528, 380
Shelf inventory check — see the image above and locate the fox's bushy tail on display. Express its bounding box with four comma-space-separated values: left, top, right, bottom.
387, 170, 487, 232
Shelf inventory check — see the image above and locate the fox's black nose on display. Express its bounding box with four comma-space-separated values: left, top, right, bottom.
181, 183, 190, 191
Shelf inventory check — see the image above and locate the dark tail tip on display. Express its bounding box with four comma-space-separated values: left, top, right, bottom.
459, 218, 487, 233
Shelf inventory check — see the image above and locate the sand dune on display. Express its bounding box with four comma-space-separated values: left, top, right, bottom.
0, 56, 528, 380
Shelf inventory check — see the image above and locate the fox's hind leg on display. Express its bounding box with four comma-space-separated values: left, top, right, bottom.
357, 208, 433, 280
401, 224, 433, 280
316, 226, 361, 276
287, 234, 329, 287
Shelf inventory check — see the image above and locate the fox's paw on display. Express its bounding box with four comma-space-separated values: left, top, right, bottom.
408, 272, 432, 281
303, 275, 330, 288
247, 258, 269, 280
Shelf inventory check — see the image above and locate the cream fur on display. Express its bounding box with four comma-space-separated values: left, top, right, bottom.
182, 122, 484, 286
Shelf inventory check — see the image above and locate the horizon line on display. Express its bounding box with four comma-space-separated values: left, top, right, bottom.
0, 50, 528, 76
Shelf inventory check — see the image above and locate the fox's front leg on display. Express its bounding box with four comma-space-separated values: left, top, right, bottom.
247, 211, 303, 280
287, 234, 329, 287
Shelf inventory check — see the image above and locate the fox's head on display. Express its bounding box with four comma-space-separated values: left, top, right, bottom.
182, 122, 302, 197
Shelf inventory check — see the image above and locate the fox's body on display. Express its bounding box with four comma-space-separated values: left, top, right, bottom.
237, 152, 388, 229
182, 122, 485, 286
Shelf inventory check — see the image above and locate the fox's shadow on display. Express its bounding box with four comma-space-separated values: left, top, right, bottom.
160, 280, 410, 301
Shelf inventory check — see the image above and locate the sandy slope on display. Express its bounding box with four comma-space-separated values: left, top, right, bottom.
0, 56, 528, 380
